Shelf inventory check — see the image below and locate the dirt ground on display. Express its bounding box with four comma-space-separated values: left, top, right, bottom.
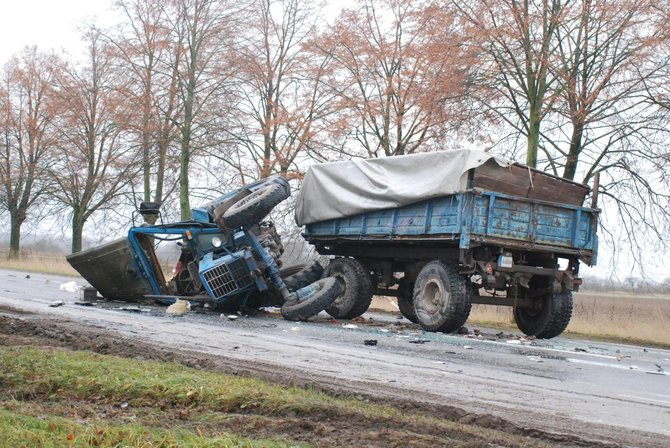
0, 310, 610, 448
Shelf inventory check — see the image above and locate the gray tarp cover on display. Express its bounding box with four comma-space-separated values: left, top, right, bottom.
295, 149, 510, 226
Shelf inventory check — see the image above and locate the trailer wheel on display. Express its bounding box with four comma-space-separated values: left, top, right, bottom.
397, 278, 417, 323
514, 291, 573, 339
281, 277, 342, 321
413, 261, 471, 333
323, 258, 373, 319
222, 182, 290, 229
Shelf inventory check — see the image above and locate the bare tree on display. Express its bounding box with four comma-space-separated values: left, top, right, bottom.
109, 0, 182, 213
227, 0, 335, 181
50, 31, 140, 253
0, 48, 59, 258
165, 0, 239, 219
313, 0, 471, 158
454, 0, 569, 167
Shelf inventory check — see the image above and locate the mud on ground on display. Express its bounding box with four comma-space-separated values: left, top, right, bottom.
0, 308, 614, 448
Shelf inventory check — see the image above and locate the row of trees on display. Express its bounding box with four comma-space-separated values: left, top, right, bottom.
0, 0, 669, 271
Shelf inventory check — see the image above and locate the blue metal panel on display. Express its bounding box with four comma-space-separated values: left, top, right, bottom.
304, 190, 598, 256
428, 196, 460, 233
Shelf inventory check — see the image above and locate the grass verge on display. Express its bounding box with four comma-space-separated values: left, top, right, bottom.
0, 345, 553, 447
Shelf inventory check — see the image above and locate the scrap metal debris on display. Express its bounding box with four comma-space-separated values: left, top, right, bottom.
49, 300, 64, 308
409, 339, 430, 344
364, 340, 378, 346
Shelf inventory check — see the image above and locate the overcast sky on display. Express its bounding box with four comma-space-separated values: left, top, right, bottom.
0, 0, 117, 62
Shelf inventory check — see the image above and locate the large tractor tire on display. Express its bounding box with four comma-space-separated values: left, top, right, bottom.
514, 290, 573, 339
281, 277, 342, 321
222, 182, 290, 229
323, 258, 373, 319
282, 261, 324, 292
413, 260, 471, 333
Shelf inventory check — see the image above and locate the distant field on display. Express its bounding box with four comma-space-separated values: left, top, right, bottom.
372, 291, 670, 347
0, 253, 76, 276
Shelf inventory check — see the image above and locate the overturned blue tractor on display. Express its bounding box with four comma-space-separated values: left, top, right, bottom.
67, 176, 341, 320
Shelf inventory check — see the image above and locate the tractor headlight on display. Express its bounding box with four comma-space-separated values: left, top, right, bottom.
211, 236, 223, 248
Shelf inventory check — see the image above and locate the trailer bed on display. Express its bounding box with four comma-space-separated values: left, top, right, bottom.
304, 190, 598, 265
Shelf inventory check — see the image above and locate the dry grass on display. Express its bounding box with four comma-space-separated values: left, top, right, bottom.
0, 252, 77, 277
467, 292, 670, 347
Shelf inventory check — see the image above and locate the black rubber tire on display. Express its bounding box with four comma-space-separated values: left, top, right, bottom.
397, 278, 417, 323
413, 260, 471, 333
281, 277, 342, 321
514, 291, 573, 339
283, 261, 324, 292
222, 182, 290, 229
323, 258, 373, 319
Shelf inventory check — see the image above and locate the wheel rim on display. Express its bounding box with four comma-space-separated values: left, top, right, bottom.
330, 273, 347, 305
419, 278, 446, 314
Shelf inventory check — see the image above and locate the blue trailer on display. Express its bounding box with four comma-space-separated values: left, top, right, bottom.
298, 151, 599, 338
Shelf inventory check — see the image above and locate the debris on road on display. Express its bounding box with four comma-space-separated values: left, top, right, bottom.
49, 300, 65, 308
74, 302, 95, 307
409, 339, 430, 344
464, 345, 473, 350
342, 324, 359, 329
364, 340, 378, 346
59, 281, 79, 293
118, 306, 142, 313
166, 299, 190, 316
575, 347, 588, 353
223, 314, 239, 321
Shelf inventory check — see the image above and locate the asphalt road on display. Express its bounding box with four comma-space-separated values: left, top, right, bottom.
0, 269, 668, 447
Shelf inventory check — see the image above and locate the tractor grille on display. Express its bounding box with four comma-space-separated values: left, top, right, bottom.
201, 256, 254, 300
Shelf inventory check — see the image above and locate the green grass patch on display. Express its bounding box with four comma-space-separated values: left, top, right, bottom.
0, 346, 551, 447
0, 406, 279, 448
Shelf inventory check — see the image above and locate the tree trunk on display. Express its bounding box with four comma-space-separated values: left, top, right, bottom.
562, 123, 583, 181
179, 139, 191, 221
71, 214, 85, 254
526, 108, 540, 168
8, 213, 24, 259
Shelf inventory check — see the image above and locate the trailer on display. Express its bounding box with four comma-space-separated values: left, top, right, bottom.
297, 150, 599, 338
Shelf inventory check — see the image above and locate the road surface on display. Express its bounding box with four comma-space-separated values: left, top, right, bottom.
0, 269, 668, 447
